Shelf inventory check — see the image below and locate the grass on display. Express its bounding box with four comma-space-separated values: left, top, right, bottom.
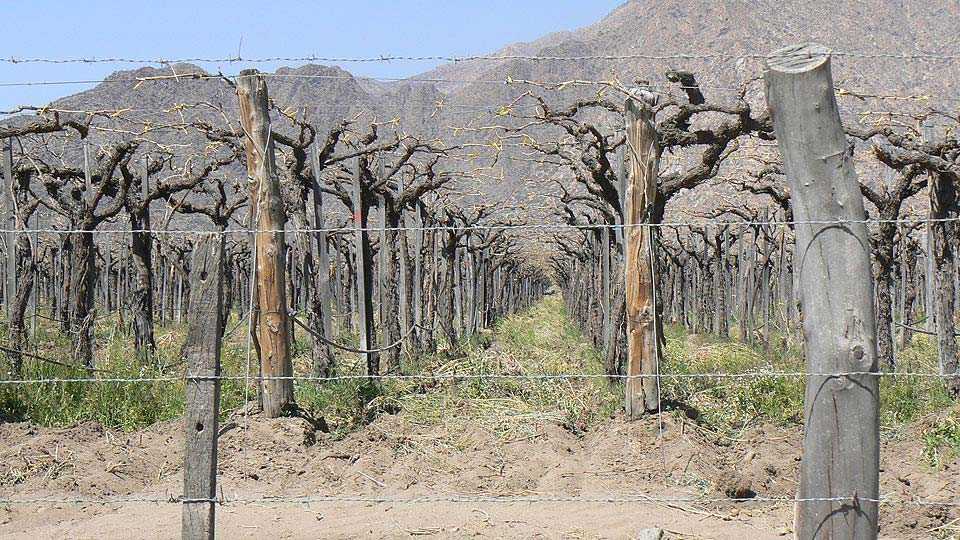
390, 296, 620, 438
659, 318, 956, 464
921, 409, 960, 468
294, 296, 620, 440
660, 327, 806, 434
0, 299, 955, 465
0, 297, 619, 440
0, 313, 250, 430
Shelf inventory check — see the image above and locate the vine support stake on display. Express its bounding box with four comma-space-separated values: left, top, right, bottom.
765, 43, 880, 539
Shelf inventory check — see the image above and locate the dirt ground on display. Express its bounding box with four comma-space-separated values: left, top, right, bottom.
1, 408, 958, 539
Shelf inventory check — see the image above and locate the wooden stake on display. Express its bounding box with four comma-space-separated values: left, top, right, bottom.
1, 139, 14, 320
237, 69, 294, 417
765, 43, 880, 539
623, 90, 662, 418
181, 235, 225, 540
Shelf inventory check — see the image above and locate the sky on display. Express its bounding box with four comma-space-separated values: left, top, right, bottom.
0, 0, 624, 112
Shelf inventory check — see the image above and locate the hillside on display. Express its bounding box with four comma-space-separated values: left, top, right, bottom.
11, 0, 960, 222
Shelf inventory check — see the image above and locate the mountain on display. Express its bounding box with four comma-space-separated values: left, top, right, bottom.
12, 0, 960, 225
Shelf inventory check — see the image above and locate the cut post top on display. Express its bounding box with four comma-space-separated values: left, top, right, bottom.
764, 43, 832, 73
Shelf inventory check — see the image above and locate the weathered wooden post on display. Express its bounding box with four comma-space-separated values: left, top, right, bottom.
182, 235, 225, 540
764, 43, 880, 539
1, 139, 14, 321
237, 69, 295, 418
623, 89, 662, 418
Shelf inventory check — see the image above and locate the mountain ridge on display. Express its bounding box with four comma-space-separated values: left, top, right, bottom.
13, 0, 960, 221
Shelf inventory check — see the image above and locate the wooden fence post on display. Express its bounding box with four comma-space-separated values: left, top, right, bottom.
182, 235, 225, 540
237, 69, 295, 417
764, 43, 880, 539
1, 139, 14, 321
623, 89, 662, 418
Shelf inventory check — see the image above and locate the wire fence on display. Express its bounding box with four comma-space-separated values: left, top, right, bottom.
1, 44, 959, 537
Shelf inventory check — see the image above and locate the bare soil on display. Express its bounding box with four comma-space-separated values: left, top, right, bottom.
1, 407, 958, 539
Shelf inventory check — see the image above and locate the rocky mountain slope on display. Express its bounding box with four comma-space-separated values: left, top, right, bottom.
11, 0, 960, 222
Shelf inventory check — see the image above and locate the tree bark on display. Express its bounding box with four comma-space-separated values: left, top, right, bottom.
440, 238, 458, 348
381, 203, 402, 371
308, 145, 335, 377
929, 171, 959, 396
872, 223, 897, 370
69, 230, 96, 369
6, 232, 34, 378
129, 209, 156, 363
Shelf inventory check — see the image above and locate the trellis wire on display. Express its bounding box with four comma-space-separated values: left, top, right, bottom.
0, 493, 957, 507
2, 371, 955, 385
0, 74, 747, 89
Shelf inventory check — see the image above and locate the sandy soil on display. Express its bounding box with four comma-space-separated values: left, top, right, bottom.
1, 409, 958, 539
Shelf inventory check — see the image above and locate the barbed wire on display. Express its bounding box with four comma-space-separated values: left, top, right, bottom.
2, 370, 954, 385
4, 50, 960, 65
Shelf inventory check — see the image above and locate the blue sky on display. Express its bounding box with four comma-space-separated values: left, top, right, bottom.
0, 1, 624, 111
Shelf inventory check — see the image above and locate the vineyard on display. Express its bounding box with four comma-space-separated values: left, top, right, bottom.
1, 15, 960, 540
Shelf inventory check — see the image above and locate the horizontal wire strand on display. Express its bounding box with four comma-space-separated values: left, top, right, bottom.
0, 73, 742, 89
1, 371, 954, 385
0, 493, 957, 506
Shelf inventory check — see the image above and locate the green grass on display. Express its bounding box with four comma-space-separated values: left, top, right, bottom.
659, 326, 806, 438
0, 314, 250, 431
294, 296, 620, 439
0, 300, 954, 464
1, 298, 617, 439
922, 409, 960, 468
659, 320, 954, 459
